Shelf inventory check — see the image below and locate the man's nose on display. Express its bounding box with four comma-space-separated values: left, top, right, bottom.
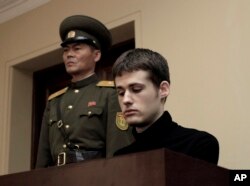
123, 91, 133, 104
66, 49, 74, 57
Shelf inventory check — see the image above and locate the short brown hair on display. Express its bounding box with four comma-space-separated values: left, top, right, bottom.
112, 48, 170, 87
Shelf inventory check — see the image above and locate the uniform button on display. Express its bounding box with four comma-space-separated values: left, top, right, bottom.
63, 144, 67, 148
68, 105, 73, 109
74, 89, 79, 93
88, 111, 92, 116
65, 125, 70, 129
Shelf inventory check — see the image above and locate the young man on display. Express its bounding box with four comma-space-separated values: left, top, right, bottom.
112, 48, 219, 164
36, 15, 133, 167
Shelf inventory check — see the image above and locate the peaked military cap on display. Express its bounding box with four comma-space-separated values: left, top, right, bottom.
59, 15, 112, 54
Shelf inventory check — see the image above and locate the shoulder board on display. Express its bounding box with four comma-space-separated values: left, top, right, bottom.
96, 80, 115, 87
48, 87, 68, 101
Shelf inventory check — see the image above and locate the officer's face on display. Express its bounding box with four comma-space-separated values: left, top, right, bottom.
62, 43, 101, 80
115, 70, 170, 132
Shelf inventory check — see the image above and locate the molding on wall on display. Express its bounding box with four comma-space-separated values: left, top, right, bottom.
106, 11, 142, 48
0, 63, 12, 175
0, 42, 60, 174
0, 0, 50, 24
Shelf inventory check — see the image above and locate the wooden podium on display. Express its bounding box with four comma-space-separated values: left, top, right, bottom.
0, 148, 229, 186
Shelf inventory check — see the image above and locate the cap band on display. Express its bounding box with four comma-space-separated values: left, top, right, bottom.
60, 30, 100, 48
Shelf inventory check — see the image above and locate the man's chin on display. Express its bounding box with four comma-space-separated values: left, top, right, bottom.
126, 119, 140, 126
126, 119, 148, 128
66, 69, 76, 74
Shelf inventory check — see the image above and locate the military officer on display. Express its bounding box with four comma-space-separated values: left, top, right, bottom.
36, 15, 133, 167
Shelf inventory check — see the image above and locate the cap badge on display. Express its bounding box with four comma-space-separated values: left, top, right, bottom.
67, 30, 76, 38
116, 112, 128, 130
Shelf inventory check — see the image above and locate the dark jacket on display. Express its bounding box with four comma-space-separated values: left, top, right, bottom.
114, 111, 219, 164
36, 74, 133, 167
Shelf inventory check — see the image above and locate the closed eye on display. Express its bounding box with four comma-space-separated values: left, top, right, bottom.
117, 88, 125, 96
131, 85, 144, 93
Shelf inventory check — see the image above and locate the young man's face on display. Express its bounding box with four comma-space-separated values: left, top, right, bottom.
115, 70, 169, 131
62, 43, 101, 80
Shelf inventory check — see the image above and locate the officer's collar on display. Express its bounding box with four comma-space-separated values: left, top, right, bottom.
69, 74, 98, 88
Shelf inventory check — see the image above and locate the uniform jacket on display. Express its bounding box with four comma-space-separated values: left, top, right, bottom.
114, 111, 219, 164
36, 74, 133, 167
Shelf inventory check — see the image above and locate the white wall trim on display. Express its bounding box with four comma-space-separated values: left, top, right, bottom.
0, 63, 12, 174
106, 11, 142, 48
0, 42, 60, 174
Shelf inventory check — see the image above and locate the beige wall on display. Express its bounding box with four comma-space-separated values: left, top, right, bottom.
0, 0, 249, 174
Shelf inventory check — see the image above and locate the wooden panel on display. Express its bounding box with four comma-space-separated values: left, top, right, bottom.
0, 149, 229, 186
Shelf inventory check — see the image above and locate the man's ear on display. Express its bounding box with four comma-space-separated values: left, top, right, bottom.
94, 50, 101, 62
159, 81, 170, 99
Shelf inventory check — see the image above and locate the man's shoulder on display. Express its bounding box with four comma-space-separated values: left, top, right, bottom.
48, 87, 68, 101
168, 122, 218, 149
96, 80, 115, 88
96, 80, 117, 94
171, 124, 219, 164
176, 124, 217, 140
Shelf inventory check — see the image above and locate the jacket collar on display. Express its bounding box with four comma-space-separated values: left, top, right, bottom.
69, 74, 98, 89
132, 111, 177, 140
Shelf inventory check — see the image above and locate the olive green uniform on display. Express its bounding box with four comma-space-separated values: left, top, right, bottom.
36, 74, 133, 167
